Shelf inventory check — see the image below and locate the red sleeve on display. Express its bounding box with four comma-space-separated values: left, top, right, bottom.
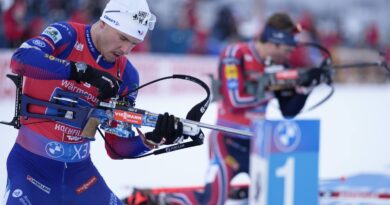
219, 44, 269, 110
104, 130, 150, 159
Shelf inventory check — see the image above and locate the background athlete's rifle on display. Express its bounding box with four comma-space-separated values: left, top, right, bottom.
210, 43, 389, 112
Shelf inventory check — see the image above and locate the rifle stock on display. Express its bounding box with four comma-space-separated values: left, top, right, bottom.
81, 117, 100, 140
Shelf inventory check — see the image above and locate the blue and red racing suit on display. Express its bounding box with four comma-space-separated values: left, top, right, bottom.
155, 42, 309, 205
5, 22, 150, 205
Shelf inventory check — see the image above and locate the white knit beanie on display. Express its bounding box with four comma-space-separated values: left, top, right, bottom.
100, 0, 156, 41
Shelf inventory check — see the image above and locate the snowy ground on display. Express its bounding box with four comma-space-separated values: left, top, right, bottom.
1, 84, 390, 200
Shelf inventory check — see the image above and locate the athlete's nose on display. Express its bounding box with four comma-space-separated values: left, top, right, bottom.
120, 42, 135, 55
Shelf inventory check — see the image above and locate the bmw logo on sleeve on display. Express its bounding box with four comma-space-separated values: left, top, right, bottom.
273, 121, 301, 152
45, 142, 65, 158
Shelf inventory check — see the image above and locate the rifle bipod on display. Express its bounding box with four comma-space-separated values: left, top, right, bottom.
0, 74, 23, 129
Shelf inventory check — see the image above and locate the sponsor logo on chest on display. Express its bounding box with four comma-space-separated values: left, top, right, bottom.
74, 41, 84, 51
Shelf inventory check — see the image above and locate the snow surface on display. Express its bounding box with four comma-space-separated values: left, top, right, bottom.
0, 84, 389, 199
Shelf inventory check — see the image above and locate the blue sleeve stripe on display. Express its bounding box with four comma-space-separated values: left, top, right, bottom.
226, 44, 239, 58
228, 88, 270, 108
11, 47, 71, 80
229, 88, 256, 106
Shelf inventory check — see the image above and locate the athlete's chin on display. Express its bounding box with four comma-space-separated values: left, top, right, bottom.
107, 53, 122, 62
104, 54, 116, 62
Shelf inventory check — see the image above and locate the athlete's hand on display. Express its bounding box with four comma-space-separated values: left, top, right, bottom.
145, 113, 183, 145
183, 105, 204, 143
69, 62, 121, 100
298, 68, 331, 87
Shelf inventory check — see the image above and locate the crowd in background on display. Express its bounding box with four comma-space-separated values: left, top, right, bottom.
0, 0, 106, 48
0, 0, 389, 83
1, 0, 389, 53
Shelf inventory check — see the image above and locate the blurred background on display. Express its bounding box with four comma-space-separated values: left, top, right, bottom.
1, 0, 389, 82
1, 0, 390, 49
0, 0, 390, 203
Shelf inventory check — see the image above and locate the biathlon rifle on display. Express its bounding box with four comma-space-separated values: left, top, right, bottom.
80, 97, 253, 141
0, 74, 253, 158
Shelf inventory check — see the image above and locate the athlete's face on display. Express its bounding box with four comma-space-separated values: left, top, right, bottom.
270, 43, 294, 64
98, 23, 142, 62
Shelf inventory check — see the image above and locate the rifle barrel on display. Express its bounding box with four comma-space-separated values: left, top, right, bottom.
333, 62, 381, 69
181, 119, 254, 137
